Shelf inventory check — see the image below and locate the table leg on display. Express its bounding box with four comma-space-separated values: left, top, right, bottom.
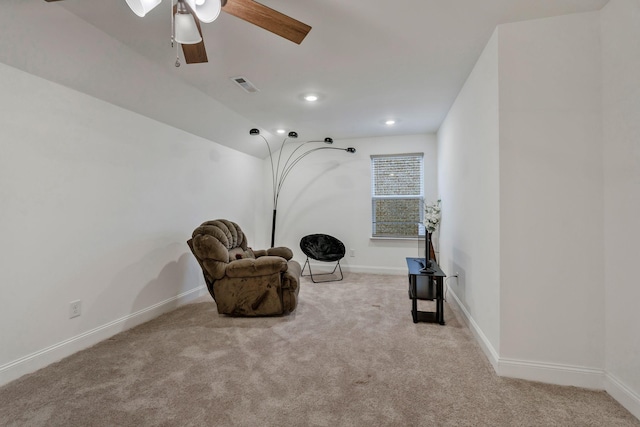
436, 277, 445, 325
410, 276, 418, 323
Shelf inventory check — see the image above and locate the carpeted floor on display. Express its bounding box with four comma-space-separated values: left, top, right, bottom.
0, 273, 638, 426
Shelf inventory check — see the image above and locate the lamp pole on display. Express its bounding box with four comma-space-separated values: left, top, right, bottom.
250, 129, 356, 247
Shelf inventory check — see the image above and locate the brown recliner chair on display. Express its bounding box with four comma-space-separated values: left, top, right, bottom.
187, 219, 301, 316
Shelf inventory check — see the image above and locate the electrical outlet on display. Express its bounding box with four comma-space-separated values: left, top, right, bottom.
69, 300, 81, 318
350, 248, 355, 257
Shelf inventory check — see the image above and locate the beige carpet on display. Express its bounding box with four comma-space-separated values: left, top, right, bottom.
0, 273, 638, 426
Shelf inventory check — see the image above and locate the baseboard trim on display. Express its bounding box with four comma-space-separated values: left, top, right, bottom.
337, 264, 406, 275
445, 287, 500, 372
446, 287, 605, 390
302, 262, 406, 276
498, 358, 605, 389
606, 373, 640, 420
0, 286, 206, 387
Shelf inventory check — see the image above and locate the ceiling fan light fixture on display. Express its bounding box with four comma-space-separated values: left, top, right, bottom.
188, 0, 222, 23
174, 13, 203, 44
125, 0, 162, 17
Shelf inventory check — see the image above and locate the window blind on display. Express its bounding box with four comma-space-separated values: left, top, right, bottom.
371, 153, 424, 237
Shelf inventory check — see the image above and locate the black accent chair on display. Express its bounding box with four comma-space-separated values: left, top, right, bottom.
299, 234, 345, 283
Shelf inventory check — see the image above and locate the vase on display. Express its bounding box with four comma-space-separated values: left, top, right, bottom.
427, 232, 436, 265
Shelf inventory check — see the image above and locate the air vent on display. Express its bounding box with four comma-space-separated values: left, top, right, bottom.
231, 76, 259, 93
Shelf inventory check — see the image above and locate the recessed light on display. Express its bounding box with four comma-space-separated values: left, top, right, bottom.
276, 129, 286, 134
299, 93, 325, 103
380, 118, 401, 126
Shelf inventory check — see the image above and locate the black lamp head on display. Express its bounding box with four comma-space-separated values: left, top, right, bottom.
288, 131, 298, 138
324, 137, 333, 144
249, 128, 260, 135
346, 147, 356, 153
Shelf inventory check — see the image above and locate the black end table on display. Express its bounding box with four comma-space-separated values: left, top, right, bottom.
406, 257, 446, 325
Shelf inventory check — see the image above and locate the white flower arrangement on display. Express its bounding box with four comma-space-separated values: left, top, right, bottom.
424, 199, 441, 234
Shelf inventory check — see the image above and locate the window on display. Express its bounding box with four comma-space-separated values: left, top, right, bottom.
371, 153, 424, 238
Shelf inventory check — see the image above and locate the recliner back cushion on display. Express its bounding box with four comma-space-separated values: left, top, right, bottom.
191, 220, 251, 266
199, 220, 247, 250
192, 234, 228, 263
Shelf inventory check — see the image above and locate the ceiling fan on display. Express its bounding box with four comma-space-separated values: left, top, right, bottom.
44, 0, 312, 65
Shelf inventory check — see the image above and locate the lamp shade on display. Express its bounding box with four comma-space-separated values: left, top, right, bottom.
125, 0, 162, 17
174, 13, 202, 44
190, 0, 222, 23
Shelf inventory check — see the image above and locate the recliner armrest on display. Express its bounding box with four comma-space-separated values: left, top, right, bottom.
267, 247, 294, 260
225, 256, 288, 278
282, 260, 301, 290
252, 249, 267, 258
253, 247, 293, 260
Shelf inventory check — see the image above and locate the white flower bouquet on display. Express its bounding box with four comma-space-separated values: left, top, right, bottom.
424, 199, 441, 234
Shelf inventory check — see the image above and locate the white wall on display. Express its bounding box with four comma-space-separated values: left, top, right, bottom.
438, 4, 640, 417
438, 6, 605, 384
270, 134, 438, 275
601, 0, 640, 418
497, 12, 605, 383
0, 63, 264, 386
437, 31, 501, 362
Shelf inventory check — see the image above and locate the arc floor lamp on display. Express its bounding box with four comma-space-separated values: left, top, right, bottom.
250, 129, 356, 247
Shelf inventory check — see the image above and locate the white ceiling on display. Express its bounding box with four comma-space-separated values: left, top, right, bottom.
2, 0, 608, 157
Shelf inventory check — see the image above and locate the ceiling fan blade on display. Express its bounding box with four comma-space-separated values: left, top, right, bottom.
181, 18, 209, 64
174, 2, 209, 64
222, 0, 311, 45
182, 42, 209, 64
